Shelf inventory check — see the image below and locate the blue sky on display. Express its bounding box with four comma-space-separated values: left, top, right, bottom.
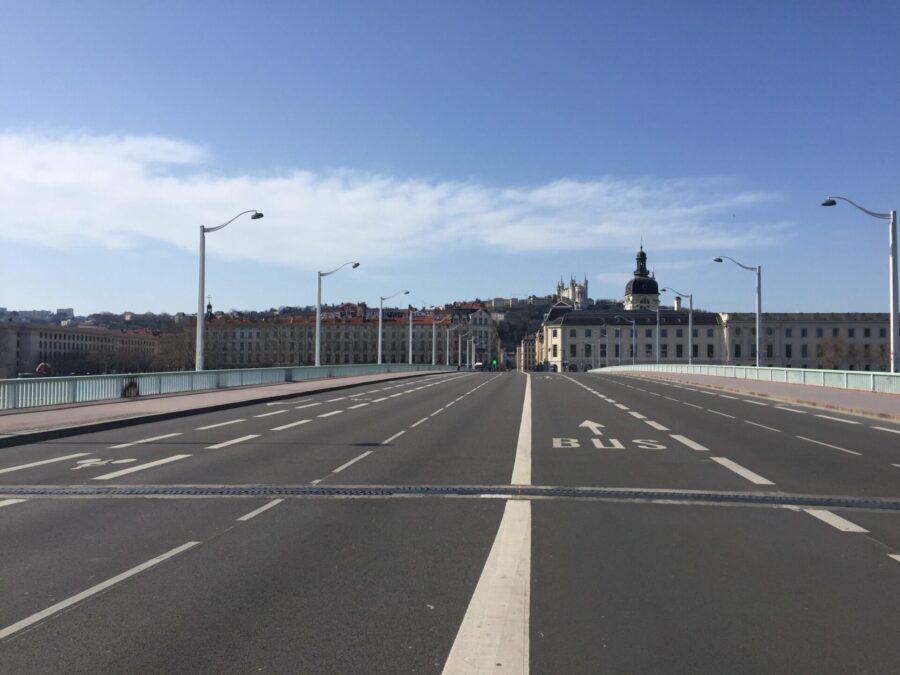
0, 0, 897, 315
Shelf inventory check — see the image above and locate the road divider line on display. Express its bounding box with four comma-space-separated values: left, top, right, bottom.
707, 409, 736, 419
745, 421, 780, 432
804, 509, 868, 532
0, 498, 27, 509
326, 397, 347, 402
441, 499, 530, 675
271, 420, 312, 431
410, 417, 429, 428
372, 397, 388, 403
663, 396, 678, 402
683, 402, 703, 409
744, 400, 768, 406
796, 435, 861, 456
295, 402, 321, 409
814, 414, 859, 425
205, 434, 260, 450
776, 406, 806, 414
628, 411, 647, 419
873, 426, 900, 435
108, 432, 182, 449
381, 430, 406, 445
510, 373, 532, 486
0, 453, 92, 475
0, 541, 201, 640
318, 410, 344, 418
254, 410, 286, 418
237, 499, 284, 522
645, 421, 669, 431
348, 403, 369, 409
890, 554, 900, 563
614, 403, 630, 410
93, 454, 192, 480
710, 457, 774, 485
719, 394, 738, 400
670, 434, 709, 452
430, 409, 444, 417
333, 451, 373, 473
196, 419, 245, 430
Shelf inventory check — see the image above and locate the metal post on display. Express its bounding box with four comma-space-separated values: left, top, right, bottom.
631, 324, 636, 365
655, 308, 660, 364
688, 294, 693, 366
378, 298, 383, 365
315, 273, 322, 367
890, 211, 898, 373
432, 315, 436, 365
756, 266, 762, 368
196, 226, 205, 371
408, 307, 413, 365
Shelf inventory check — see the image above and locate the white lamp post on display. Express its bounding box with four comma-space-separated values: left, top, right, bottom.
196, 210, 263, 371
316, 261, 360, 367
459, 332, 470, 368
822, 196, 898, 373
714, 256, 762, 368
662, 287, 694, 365
615, 315, 637, 365
378, 290, 409, 365
408, 306, 413, 365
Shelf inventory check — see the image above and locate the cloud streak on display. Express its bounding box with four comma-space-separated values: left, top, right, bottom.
0, 131, 787, 269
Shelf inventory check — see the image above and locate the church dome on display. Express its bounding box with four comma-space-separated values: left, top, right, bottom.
625, 276, 659, 295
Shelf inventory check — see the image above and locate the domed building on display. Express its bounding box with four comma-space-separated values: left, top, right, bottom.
624, 246, 659, 310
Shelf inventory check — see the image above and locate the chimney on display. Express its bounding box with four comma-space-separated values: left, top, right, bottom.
674, 296, 682, 311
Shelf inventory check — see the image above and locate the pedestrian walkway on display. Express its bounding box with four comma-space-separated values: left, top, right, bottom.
0, 370, 449, 443
603, 371, 900, 421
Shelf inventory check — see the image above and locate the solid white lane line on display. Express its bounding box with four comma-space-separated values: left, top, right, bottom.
196, 419, 245, 430
318, 410, 344, 418
0, 453, 92, 475
381, 430, 406, 445
815, 414, 860, 425
372, 397, 389, 403
271, 419, 312, 431
205, 434, 260, 450
332, 450, 373, 473
776, 406, 806, 414
348, 403, 369, 409
744, 400, 768, 406
511, 373, 532, 486
745, 421, 780, 432
873, 426, 900, 435
237, 499, 284, 522
254, 410, 286, 418
710, 457, 774, 485
295, 402, 321, 409
645, 421, 670, 431
707, 409, 736, 419
670, 434, 709, 452
0, 540, 201, 640
628, 411, 647, 419
441, 499, 530, 675
683, 402, 703, 409
108, 432, 182, 449
804, 509, 868, 533
410, 417, 429, 428
796, 435, 861, 456
614, 403, 630, 410
327, 397, 347, 402
0, 499, 27, 509
93, 454, 192, 480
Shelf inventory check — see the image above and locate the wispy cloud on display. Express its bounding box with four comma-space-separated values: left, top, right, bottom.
0, 131, 788, 269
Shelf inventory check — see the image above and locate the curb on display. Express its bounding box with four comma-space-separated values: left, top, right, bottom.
0, 371, 451, 450
608, 372, 900, 422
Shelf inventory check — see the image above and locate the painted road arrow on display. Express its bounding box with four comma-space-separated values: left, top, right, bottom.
578, 420, 605, 435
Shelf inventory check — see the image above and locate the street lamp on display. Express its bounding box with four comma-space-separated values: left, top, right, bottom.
316, 261, 360, 367
822, 196, 898, 373
459, 332, 470, 369
408, 305, 414, 365
615, 315, 636, 365
196, 210, 263, 371
445, 321, 461, 366
714, 256, 761, 368
662, 287, 694, 365
378, 289, 409, 365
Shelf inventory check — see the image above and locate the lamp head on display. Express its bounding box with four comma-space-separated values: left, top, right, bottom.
713, 257, 723, 263
403, 290, 409, 295
351, 262, 360, 268
251, 211, 264, 220
821, 198, 837, 207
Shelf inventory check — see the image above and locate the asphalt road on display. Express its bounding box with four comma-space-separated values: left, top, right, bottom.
1, 370, 899, 673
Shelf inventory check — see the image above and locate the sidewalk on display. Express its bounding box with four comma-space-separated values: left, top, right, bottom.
601, 371, 900, 422
0, 370, 449, 447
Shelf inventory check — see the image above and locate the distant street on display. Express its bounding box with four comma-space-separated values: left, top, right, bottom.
1, 371, 899, 673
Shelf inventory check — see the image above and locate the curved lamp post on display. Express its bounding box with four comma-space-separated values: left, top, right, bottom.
615, 315, 637, 365
196, 210, 263, 371
662, 286, 694, 365
378, 290, 409, 365
714, 256, 761, 367
822, 196, 898, 373
316, 261, 360, 367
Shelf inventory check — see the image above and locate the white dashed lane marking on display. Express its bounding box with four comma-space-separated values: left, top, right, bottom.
271, 419, 311, 431
669, 435, 709, 451
804, 509, 868, 532
196, 419, 245, 430
108, 432, 182, 449
745, 420, 780, 432
318, 410, 344, 418
205, 435, 260, 450
796, 436, 861, 456
710, 457, 774, 485
707, 409, 736, 419
814, 414, 860, 425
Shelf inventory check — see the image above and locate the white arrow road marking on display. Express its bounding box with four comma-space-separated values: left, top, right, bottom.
0, 453, 93, 474
578, 420, 605, 435
510, 373, 532, 485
